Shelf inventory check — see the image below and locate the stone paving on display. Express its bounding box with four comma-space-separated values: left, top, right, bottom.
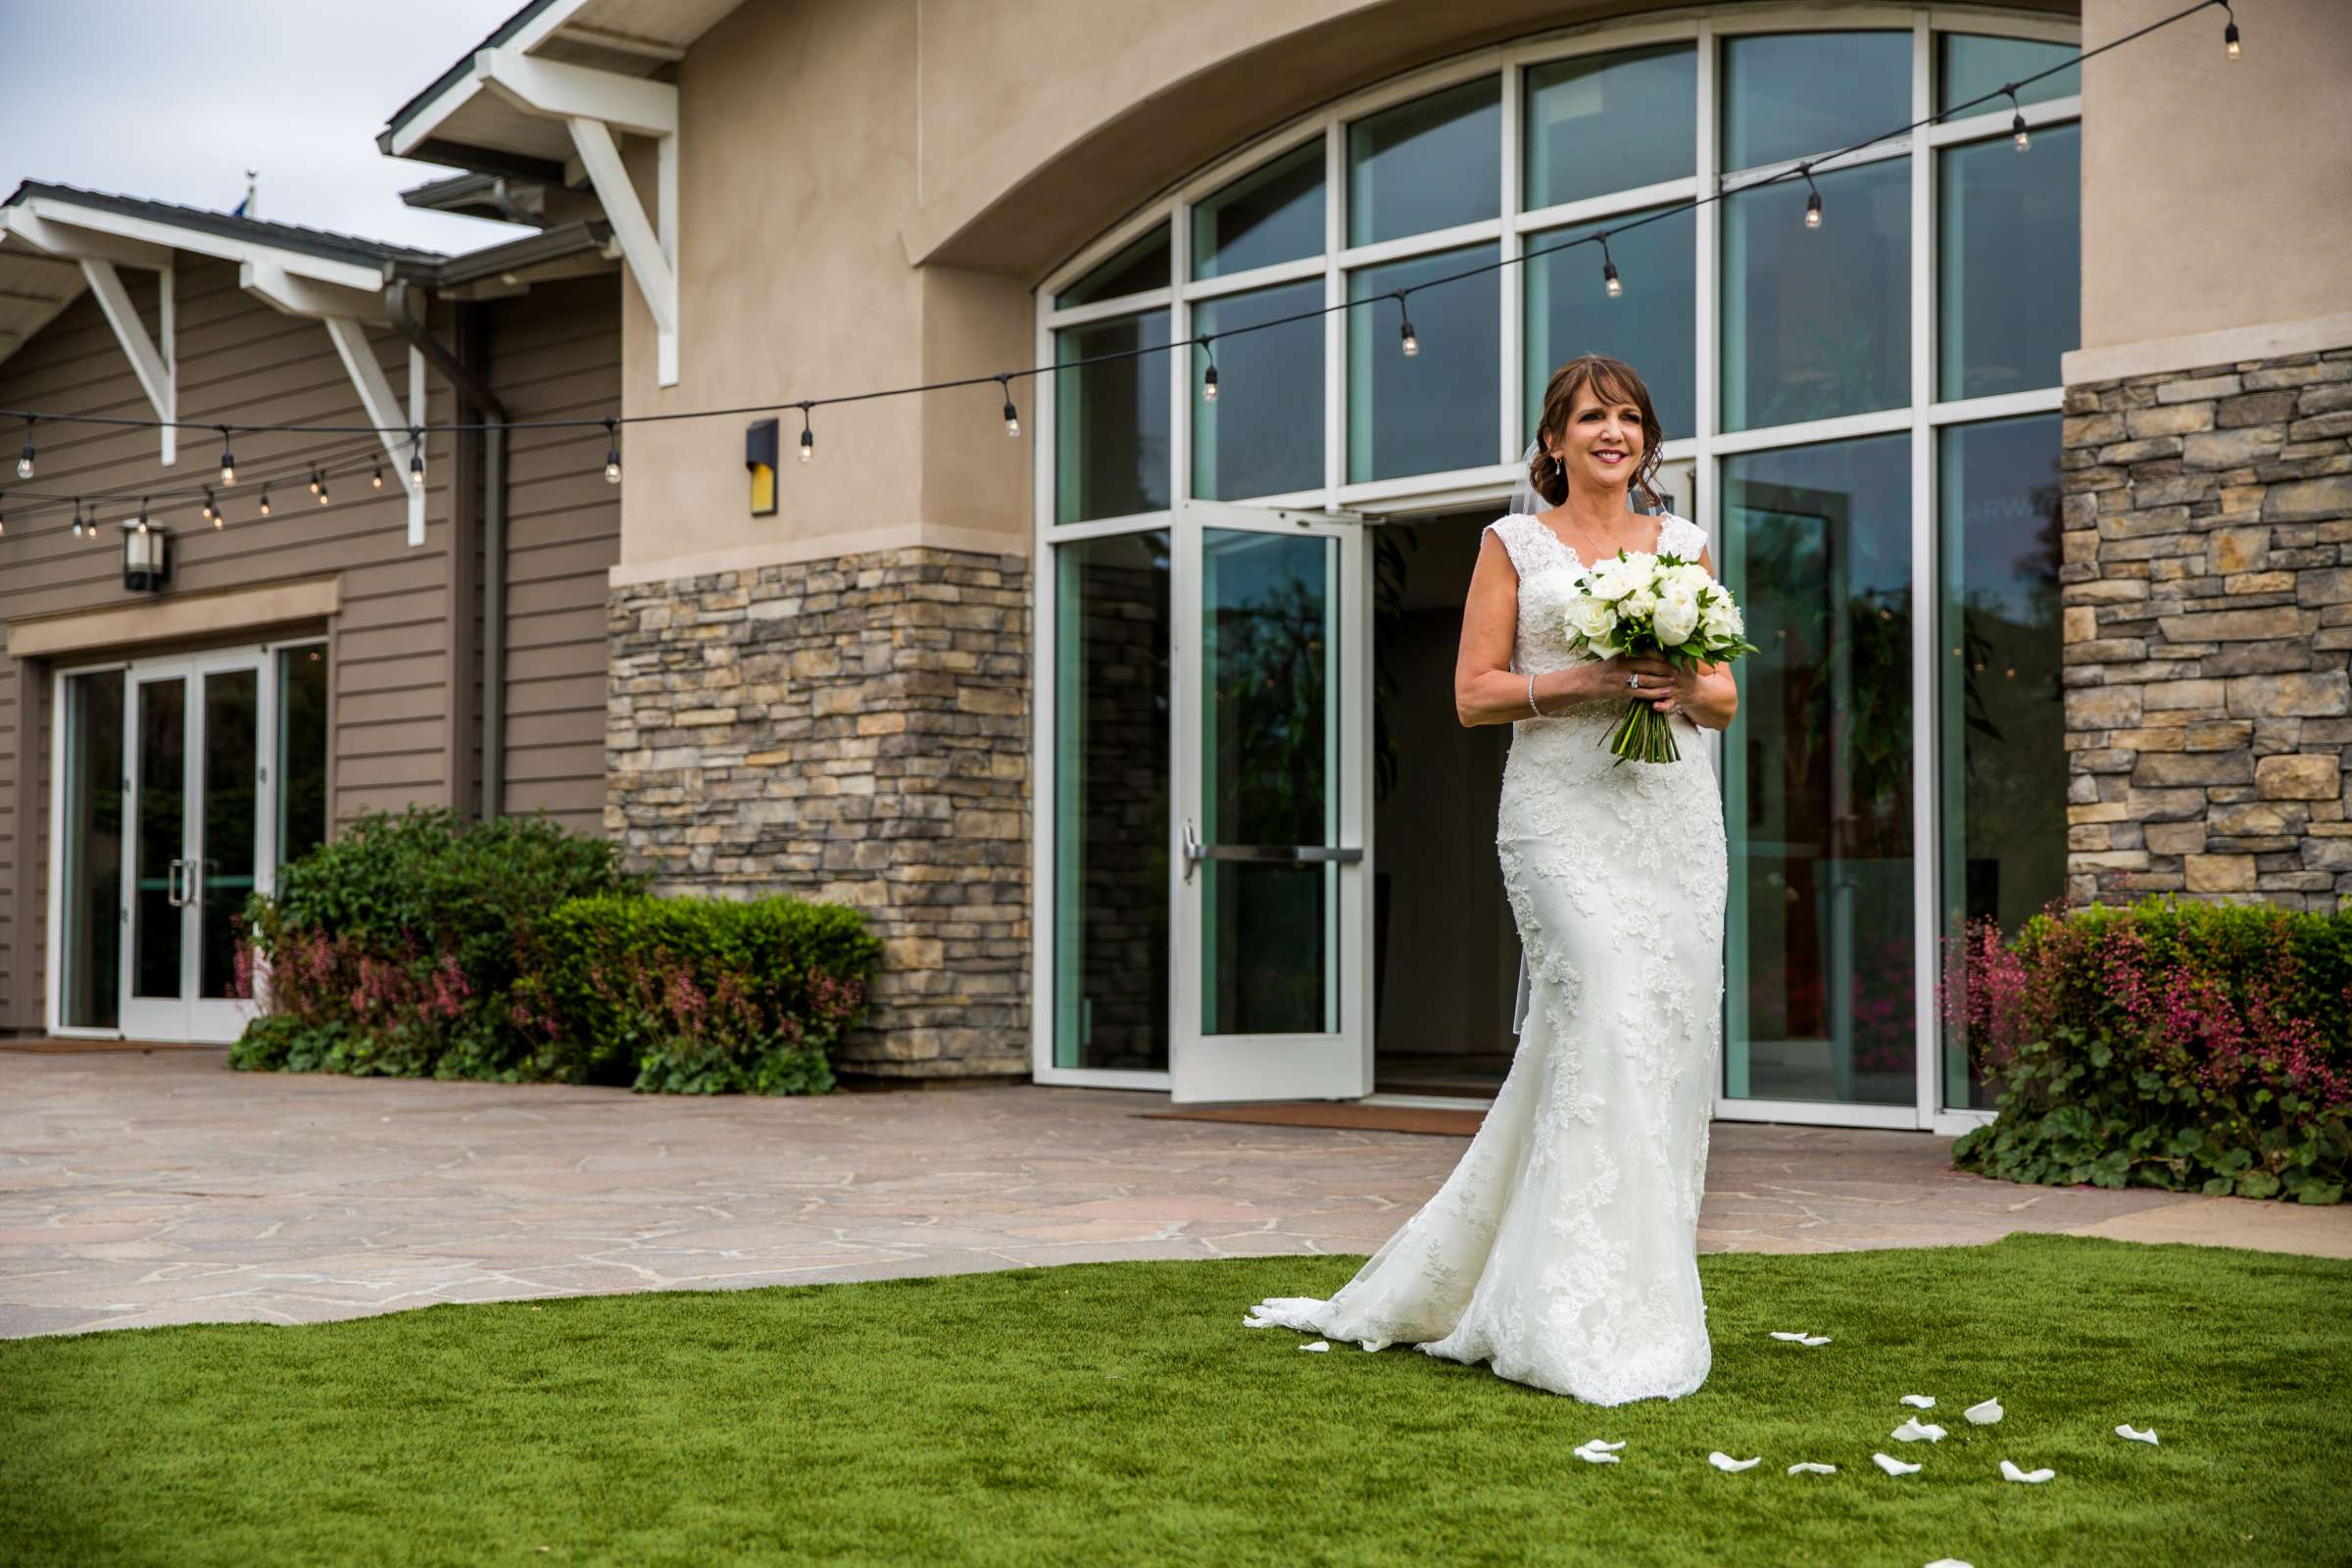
3, 1049, 2346, 1341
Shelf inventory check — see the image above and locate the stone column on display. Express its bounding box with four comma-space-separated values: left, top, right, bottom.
2061, 346, 2352, 909
607, 547, 1030, 1078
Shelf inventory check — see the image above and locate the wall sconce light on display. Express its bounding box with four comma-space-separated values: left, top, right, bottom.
122, 517, 172, 592
746, 417, 778, 516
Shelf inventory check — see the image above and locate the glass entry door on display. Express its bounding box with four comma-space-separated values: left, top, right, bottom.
1170, 503, 1373, 1102
119, 651, 271, 1044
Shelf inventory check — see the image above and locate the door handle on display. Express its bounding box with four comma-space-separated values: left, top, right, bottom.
165, 858, 184, 907
1181, 819, 1202, 884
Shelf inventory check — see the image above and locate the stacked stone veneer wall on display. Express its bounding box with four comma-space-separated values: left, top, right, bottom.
608, 548, 1029, 1078
2061, 345, 2352, 909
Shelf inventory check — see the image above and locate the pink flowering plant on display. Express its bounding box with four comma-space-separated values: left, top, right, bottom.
1942, 897, 2350, 1203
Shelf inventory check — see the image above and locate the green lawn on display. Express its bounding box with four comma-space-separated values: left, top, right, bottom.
3, 1234, 2346, 1567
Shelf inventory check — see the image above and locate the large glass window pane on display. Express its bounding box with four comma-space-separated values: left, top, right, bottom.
277, 645, 329, 862
1722, 434, 1914, 1106
199, 669, 258, 1002
1347, 244, 1498, 482
1055, 312, 1171, 523
1194, 279, 1324, 500
1193, 140, 1325, 281
1938, 123, 2080, 401
132, 678, 185, 1002
60, 670, 124, 1029
1938, 33, 2081, 118
1524, 44, 1696, 211
1938, 416, 2066, 1111
1348, 76, 1500, 247
1525, 207, 1696, 441
1053, 532, 1172, 1071
1054, 226, 1170, 310
1721, 31, 1910, 172
1201, 528, 1338, 1035
1722, 156, 1908, 431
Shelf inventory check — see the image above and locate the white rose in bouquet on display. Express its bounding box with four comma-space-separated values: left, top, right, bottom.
1555, 546, 1760, 764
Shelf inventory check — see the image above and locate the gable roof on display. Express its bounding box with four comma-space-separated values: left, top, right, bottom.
2, 180, 446, 269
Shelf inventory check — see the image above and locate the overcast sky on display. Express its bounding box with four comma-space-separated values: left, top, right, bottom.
4, 0, 536, 256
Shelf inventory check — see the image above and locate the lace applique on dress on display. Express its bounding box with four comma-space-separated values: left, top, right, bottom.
1245, 510, 1729, 1406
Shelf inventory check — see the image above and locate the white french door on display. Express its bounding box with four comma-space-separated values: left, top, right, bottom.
1169, 502, 1374, 1102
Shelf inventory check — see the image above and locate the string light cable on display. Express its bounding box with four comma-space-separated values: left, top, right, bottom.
0, 437, 408, 531
0, 0, 2241, 506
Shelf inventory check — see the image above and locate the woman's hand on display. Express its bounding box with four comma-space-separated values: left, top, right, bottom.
1612, 654, 1690, 712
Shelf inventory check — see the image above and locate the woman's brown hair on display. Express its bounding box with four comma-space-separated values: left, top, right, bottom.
1527, 354, 1667, 512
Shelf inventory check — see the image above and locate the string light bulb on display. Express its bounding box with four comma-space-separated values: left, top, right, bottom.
999, 377, 1020, 439
408, 429, 425, 484
371, 462, 384, 489
16, 417, 33, 480
603, 419, 622, 483
203, 488, 220, 526
308, 468, 321, 496
1201, 339, 1220, 404
259, 485, 272, 516
1800, 166, 1824, 229
1397, 294, 1419, 358
2008, 87, 2030, 151
70, 498, 83, 538
135, 498, 151, 534
798, 403, 814, 465
219, 429, 235, 486
2223, 3, 2240, 59
316, 473, 330, 507
1599, 234, 1623, 299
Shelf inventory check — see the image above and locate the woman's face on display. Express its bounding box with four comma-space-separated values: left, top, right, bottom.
1546, 382, 1645, 495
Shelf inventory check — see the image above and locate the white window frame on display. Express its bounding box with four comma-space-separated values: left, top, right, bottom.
1032, 3, 2082, 1131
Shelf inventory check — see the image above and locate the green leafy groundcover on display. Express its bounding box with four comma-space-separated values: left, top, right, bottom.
1946, 898, 2352, 1203
2, 1236, 2345, 1567
230, 808, 880, 1095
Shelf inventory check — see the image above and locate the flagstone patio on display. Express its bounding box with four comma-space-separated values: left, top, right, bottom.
3, 1046, 2345, 1340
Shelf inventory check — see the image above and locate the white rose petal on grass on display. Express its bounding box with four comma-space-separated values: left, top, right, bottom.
1999, 1459, 2056, 1484
1709, 1452, 1763, 1472
1873, 1452, 1924, 1476
2115, 1424, 2160, 1446
1965, 1397, 2004, 1425
1573, 1446, 1622, 1465
1891, 1418, 1947, 1444
1579, 1439, 1627, 1452
1299, 1341, 1330, 1352
1925, 1560, 1977, 1568
1799, 1336, 1832, 1347
1786, 1462, 1838, 1475
1769, 1331, 1808, 1342
1900, 1395, 1937, 1408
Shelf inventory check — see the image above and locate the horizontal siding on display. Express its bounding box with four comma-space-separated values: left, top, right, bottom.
0, 258, 460, 1031
485, 273, 621, 839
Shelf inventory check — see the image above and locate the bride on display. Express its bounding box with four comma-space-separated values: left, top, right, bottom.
1246, 353, 1736, 1405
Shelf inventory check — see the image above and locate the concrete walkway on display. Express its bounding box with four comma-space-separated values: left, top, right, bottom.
3, 1049, 2345, 1340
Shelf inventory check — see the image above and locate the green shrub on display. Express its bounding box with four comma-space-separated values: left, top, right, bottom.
235, 808, 638, 1080
528, 895, 881, 1095
1945, 897, 2351, 1203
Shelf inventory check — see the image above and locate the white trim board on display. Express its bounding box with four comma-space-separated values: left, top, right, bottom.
2063, 311, 2352, 387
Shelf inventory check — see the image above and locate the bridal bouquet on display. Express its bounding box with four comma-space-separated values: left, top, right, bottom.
1559, 549, 1759, 765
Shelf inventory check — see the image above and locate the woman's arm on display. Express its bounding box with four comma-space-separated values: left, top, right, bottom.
1454, 530, 1613, 727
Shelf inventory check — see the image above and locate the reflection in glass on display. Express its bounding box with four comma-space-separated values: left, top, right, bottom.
278, 645, 329, 862
1722, 157, 1908, 431
132, 678, 186, 1002
1938, 123, 2079, 401
1722, 435, 1914, 1105
1348, 244, 1498, 482
1055, 312, 1171, 522
1939, 33, 2080, 116
1202, 528, 1337, 1036
1525, 206, 1695, 440
1194, 141, 1324, 280
1194, 279, 1324, 500
1721, 31, 1910, 172
1348, 76, 1499, 247
1938, 416, 2066, 1111
1054, 532, 1172, 1071
200, 669, 258, 1001
1523, 45, 1696, 211
1054, 225, 1170, 309
60, 670, 124, 1029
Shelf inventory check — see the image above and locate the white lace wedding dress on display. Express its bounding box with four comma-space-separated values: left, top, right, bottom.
1246, 511, 1730, 1405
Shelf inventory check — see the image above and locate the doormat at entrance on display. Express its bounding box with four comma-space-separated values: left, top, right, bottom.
1142, 1102, 1483, 1137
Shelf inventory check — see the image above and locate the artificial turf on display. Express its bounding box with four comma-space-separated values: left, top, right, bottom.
2, 1233, 2347, 1567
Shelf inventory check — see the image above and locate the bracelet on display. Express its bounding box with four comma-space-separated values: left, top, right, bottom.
1526, 670, 1542, 718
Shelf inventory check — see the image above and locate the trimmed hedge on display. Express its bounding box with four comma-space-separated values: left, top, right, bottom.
1945, 897, 2351, 1204
230, 808, 878, 1095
